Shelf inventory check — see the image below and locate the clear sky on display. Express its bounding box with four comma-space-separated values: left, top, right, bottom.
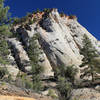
5, 0, 100, 40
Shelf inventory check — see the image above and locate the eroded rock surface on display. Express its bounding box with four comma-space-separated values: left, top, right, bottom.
11, 8, 100, 79
72, 88, 100, 100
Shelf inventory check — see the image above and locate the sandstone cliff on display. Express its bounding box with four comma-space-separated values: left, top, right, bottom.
10, 8, 100, 79
0, 8, 100, 100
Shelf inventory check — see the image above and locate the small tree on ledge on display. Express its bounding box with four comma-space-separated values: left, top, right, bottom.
80, 34, 99, 82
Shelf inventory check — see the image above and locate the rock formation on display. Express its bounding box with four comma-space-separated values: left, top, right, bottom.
11, 8, 100, 77
0, 8, 100, 100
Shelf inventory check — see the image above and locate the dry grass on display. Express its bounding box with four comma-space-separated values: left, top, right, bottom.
68, 15, 77, 19
0, 95, 35, 100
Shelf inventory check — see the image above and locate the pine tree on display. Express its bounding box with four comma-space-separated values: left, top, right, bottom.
80, 34, 99, 82
0, 0, 12, 65
57, 76, 72, 100
27, 34, 43, 91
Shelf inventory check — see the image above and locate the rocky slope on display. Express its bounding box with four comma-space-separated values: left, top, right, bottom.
11, 8, 100, 78
0, 8, 100, 100
0, 82, 53, 100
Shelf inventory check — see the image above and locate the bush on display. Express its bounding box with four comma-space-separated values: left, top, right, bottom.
55, 65, 78, 84
36, 8, 41, 13
0, 0, 12, 65
43, 8, 51, 13
0, 67, 8, 79
13, 17, 20, 25
16, 72, 33, 89
60, 12, 65, 17
0, 67, 12, 82
57, 76, 72, 100
68, 15, 77, 19
28, 18, 36, 25
47, 89, 58, 99
55, 65, 78, 100
25, 80, 33, 89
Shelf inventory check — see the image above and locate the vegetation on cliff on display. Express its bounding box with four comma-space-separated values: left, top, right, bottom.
80, 34, 100, 82
0, 0, 12, 65
27, 34, 44, 91
0, 1, 100, 100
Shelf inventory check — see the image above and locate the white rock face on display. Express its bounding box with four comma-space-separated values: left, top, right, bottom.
6, 65, 19, 80
13, 26, 54, 78
12, 9, 100, 77
36, 9, 100, 69
8, 38, 31, 72
0, 54, 19, 80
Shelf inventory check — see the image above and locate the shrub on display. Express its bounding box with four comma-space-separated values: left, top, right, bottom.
60, 12, 65, 17
25, 80, 33, 89
47, 89, 58, 99
36, 8, 41, 13
28, 18, 36, 25
63, 66, 78, 83
68, 15, 77, 19
55, 65, 78, 84
0, 67, 8, 79
43, 8, 51, 13
13, 17, 20, 25
32, 74, 43, 91
0, 67, 12, 82
57, 76, 72, 100
0, 0, 12, 65
16, 72, 33, 89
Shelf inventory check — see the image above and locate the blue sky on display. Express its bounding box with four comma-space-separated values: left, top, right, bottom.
5, 0, 100, 40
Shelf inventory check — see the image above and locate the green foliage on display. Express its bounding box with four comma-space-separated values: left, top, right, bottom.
55, 65, 78, 99
12, 17, 20, 25
27, 34, 40, 63
80, 34, 99, 82
47, 89, 58, 99
36, 8, 40, 13
27, 34, 44, 91
57, 76, 72, 100
0, 0, 12, 65
73, 98, 80, 100
13, 15, 36, 26
0, 67, 8, 79
55, 65, 78, 83
28, 18, 36, 25
13, 16, 28, 25
0, 25, 12, 37
32, 74, 43, 91
16, 72, 33, 89
0, 0, 10, 24
1, 81, 6, 86
43, 8, 51, 13
0, 67, 12, 82
0, 39, 10, 64
60, 12, 65, 17
25, 79, 33, 89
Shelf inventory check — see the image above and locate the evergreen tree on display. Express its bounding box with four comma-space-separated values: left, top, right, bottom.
80, 34, 99, 82
27, 34, 43, 91
0, 0, 12, 65
55, 65, 78, 84
57, 76, 72, 100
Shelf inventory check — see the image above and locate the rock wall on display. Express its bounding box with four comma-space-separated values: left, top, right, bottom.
11, 8, 100, 79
